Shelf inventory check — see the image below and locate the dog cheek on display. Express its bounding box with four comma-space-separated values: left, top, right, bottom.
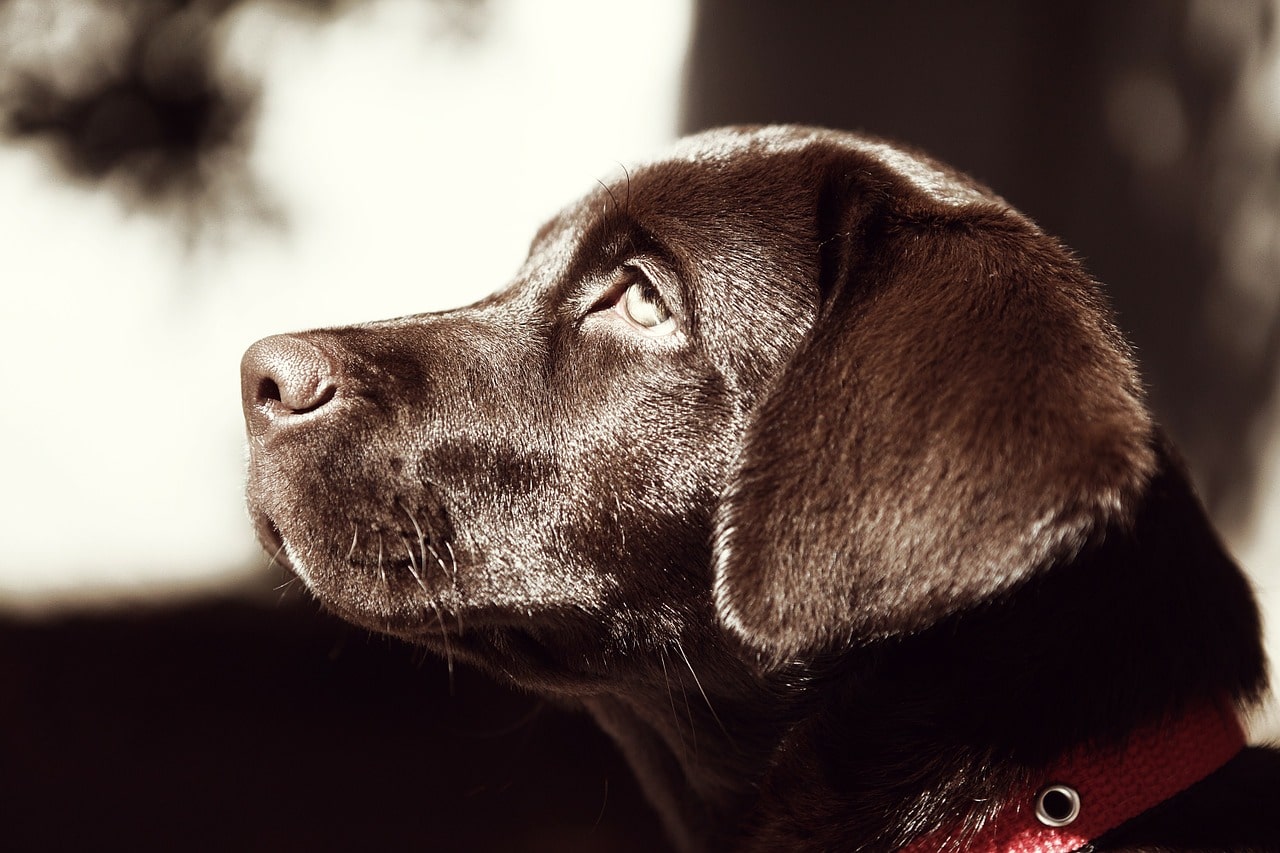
565, 368, 736, 587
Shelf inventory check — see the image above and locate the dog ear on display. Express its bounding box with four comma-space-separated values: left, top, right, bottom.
712, 158, 1157, 662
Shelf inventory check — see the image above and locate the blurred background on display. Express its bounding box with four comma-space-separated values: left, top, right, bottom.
1, 1, 1278, 849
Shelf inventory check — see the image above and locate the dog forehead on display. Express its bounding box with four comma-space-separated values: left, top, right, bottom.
662, 125, 992, 208
511, 204, 593, 298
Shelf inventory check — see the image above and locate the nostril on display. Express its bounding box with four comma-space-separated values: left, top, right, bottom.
258, 377, 282, 404
240, 334, 341, 434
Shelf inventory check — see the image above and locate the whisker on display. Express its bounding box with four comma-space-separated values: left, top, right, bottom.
593, 778, 610, 830
444, 540, 459, 584
676, 640, 734, 746
659, 649, 690, 762
377, 531, 389, 634
429, 596, 456, 693
426, 540, 464, 634
399, 503, 430, 575
596, 177, 620, 213
266, 541, 294, 605
401, 535, 423, 582
377, 532, 387, 590
677, 653, 698, 756
442, 540, 464, 634
418, 527, 430, 590
346, 525, 359, 560
614, 492, 625, 551
403, 534, 456, 690
264, 540, 287, 570
425, 541, 450, 583
397, 503, 425, 551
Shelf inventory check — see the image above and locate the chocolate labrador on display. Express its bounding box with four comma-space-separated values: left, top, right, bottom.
241, 126, 1280, 852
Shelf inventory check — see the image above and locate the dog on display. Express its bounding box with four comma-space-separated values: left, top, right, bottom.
241, 126, 1280, 851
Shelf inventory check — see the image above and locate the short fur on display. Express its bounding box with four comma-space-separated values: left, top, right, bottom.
241, 126, 1280, 851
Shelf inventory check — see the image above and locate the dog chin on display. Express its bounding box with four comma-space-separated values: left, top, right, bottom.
287, 554, 453, 639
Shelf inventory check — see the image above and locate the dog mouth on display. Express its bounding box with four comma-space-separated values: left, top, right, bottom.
252, 512, 295, 575
248, 505, 635, 690
249, 471, 460, 577
247, 485, 620, 673
248, 502, 468, 632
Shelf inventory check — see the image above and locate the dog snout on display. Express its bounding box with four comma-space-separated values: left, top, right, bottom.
240, 334, 339, 438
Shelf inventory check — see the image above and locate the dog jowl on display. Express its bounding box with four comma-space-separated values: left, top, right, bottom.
242, 126, 1278, 852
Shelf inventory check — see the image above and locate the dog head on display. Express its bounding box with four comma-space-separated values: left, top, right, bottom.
241, 126, 1156, 680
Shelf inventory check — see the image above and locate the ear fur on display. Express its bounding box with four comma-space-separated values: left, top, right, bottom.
712, 150, 1157, 662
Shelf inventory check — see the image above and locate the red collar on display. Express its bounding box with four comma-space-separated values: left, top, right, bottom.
904, 700, 1246, 853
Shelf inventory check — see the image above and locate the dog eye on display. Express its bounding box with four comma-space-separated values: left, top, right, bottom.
615, 269, 678, 337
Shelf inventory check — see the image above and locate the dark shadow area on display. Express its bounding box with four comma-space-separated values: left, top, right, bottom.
0, 591, 667, 852
683, 0, 1280, 535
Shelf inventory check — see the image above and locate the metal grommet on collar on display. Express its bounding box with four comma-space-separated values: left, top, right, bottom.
1034, 784, 1082, 827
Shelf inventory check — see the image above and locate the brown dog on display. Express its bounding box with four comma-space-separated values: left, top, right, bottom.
241, 126, 1279, 851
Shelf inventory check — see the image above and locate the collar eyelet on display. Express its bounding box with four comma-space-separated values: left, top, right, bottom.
1034, 784, 1082, 827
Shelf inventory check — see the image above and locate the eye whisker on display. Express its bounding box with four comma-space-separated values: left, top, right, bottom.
596, 176, 620, 214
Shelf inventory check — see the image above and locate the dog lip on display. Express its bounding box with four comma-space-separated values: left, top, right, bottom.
251, 511, 295, 574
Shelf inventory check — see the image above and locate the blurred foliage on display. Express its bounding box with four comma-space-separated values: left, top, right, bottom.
0, 0, 488, 234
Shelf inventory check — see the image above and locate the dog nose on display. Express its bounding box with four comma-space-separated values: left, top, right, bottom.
241, 334, 339, 437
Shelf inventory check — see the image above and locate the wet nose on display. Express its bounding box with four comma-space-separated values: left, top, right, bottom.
240, 334, 339, 437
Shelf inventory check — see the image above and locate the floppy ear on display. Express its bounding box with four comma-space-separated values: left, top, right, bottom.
712, 161, 1157, 661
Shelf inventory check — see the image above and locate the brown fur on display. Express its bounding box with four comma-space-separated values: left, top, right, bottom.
241, 126, 1279, 851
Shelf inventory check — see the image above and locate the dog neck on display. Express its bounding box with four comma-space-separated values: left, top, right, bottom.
581, 457, 1266, 851
579, 641, 795, 853
582, 599, 1256, 853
